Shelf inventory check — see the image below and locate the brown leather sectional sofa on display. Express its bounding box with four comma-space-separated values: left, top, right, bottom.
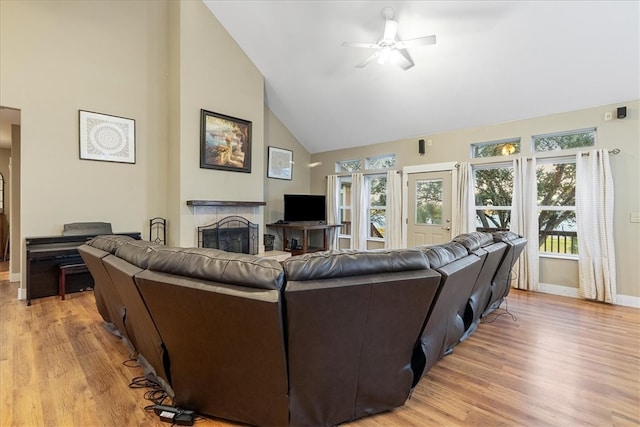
78, 231, 525, 426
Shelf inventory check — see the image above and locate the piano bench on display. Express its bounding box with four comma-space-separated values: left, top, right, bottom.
58, 263, 89, 300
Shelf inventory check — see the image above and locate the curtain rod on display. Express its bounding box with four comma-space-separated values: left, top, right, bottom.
326, 170, 402, 178
581, 148, 621, 156
524, 148, 621, 160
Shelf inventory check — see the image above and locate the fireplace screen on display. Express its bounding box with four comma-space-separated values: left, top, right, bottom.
198, 215, 259, 255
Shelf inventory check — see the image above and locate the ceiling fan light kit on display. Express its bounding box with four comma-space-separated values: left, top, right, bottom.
342, 7, 436, 70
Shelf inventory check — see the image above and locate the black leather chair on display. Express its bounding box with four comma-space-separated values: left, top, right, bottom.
452, 232, 508, 341
135, 248, 290, 427
282, 249, 441, 426
78, 235, 135, 342
102, 240, 172, 391
483, 231, 527, 316
412, 242, 484, 382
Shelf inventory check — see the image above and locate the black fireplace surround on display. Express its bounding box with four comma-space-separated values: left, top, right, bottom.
197, 215, 259, 255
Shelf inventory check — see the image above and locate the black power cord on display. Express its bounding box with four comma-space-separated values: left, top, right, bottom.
124, 359, 201, 426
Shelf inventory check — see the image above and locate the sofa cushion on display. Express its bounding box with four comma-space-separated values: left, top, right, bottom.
88, 235, 135, 254
416, 242, 468, 269
281, 249, 429, 281
493, 231, 524, 243
114, 240, 162, 269
147, 247, 285, 291
452, 232, 494, 252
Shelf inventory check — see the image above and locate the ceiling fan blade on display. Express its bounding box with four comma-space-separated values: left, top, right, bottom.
398, 34, 436, 48
395, 48, 415, 70
342, 42, 380, 49
382, 19, 398, 41
356, 51, 382, 68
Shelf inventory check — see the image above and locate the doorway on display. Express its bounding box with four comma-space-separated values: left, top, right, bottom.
402, 162, 458, 248
0, 106, 21, 286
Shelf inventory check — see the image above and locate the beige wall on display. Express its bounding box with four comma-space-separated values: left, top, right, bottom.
263, 108, 311, 250
264, 107, 311, 223
311, 100, 640, 300
172, 0, 266, 247
0, 1, 169, 288
0, 0, 274, 289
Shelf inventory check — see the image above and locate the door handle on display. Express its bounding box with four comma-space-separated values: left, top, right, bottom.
442, 227, 450, 231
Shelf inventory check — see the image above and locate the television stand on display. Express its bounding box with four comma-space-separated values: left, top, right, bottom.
267, 223, 342, 255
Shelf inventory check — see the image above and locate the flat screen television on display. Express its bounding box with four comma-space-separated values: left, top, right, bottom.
284, 194, 326, 223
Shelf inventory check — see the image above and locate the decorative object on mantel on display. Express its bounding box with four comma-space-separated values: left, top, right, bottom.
79, 110, 135, 164
200, 109, 252, 173
186, 200, 266, 207
267, 146, 293, 180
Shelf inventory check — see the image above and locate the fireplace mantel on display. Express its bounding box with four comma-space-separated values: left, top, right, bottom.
186, 200, 266, 207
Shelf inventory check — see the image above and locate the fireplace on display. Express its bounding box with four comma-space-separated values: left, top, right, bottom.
198, 215, 259, 255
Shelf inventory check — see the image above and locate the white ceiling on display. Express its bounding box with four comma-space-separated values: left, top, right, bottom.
2, 2, 637, 153
205, 0, 640, 154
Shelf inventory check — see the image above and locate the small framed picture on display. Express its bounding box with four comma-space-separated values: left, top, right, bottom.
267, 146, 293, 180
79, 110, 135, 164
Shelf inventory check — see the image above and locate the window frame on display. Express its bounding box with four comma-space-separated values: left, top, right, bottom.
338, 176, 352, 237
365, 154, 396, 171
532, 127, 596, 153
536, 156, 578, 258
473, 162, 514, 232
335, 159, 362, 173
470, 137, 521, 159
366, 173, 387, 241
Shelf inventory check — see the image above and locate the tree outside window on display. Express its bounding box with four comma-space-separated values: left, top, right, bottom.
415, 179, 443, 225
473, 129, 590, 255
367, 175, 386, 239
474, 165, 513, 231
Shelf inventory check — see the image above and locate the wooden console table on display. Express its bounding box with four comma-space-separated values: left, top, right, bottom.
267, 223, 341, 255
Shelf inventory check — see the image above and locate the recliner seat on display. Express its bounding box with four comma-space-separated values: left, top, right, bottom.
412, 242, 484, 381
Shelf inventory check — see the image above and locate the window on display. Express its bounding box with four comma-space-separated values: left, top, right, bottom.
474, 164, 513, 231
537, 158, 577, 255
367, 175, 387, 239
335, 159, 361, 173
533, 128, 595, 152
365, 154, 396, 170
471, 138, 521, 158
415, 178, 443, 225
338, 177, 352, 236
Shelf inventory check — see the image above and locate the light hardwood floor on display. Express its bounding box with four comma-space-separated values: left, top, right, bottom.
1, 271, 638, 426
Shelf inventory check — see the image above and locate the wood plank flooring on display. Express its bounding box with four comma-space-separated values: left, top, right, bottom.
1, 271, 638, 426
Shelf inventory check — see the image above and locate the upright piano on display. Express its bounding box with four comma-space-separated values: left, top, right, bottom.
25, 232, 140, 305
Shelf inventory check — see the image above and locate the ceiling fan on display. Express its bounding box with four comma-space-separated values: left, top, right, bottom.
342, 7, 436, 70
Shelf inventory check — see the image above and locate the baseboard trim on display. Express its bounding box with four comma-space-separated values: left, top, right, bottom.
616, 294, 640, 308
10, 272, 21, 283
17, 287, 26, 300
537, 282, 640, 308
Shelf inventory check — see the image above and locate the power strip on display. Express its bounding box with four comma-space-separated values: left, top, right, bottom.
153, 404, 195, 426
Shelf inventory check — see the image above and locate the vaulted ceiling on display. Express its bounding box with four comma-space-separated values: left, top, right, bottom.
204, 1, 639, 154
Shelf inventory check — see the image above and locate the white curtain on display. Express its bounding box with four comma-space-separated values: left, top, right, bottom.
511, 157, 539, 291
576, 150, 617, 303
452, 162, 475, 236
350, 173, 368, 249
385, 171, 403, 249
326, 174, 340, 250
